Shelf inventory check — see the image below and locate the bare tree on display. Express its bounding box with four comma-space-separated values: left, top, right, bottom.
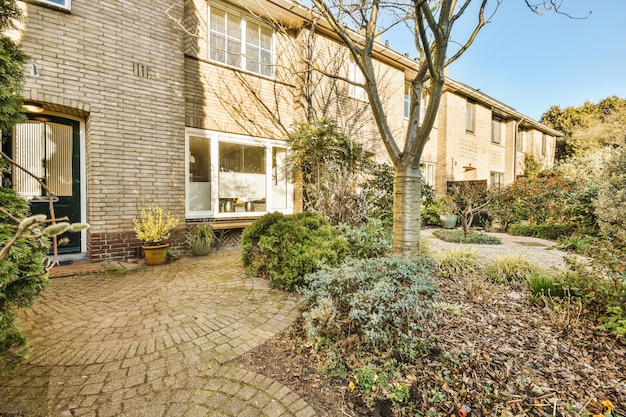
309, 0, 578, 256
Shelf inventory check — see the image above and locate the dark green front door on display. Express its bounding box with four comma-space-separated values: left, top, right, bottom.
9, 116, 82, 254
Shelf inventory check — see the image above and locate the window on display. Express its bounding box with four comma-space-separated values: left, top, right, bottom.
186, 130, 292, 217
33, 0, 71, 10
404, 83, 410, 119
490, 171, 504, 187
542, 133, 547, 155
466, 100, 475, 133
209, 2, 274, 77
419, 162, 435, 187
491, 117, 502, 144
349, 59, 367, 100
517, 129, 525, 151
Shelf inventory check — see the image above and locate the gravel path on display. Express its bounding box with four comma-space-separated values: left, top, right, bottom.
422, 228, 574, 272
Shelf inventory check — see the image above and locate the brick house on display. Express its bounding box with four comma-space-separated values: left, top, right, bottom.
2, 0, 559, 262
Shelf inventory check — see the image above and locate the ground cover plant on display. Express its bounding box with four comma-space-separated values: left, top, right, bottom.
433, 229, 501, 245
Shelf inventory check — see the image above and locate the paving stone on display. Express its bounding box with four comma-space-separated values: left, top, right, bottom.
0, 251, 313, 417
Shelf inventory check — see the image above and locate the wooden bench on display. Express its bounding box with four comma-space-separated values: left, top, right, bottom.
207, 219, 256, 245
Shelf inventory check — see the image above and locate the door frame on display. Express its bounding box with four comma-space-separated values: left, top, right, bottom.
16, 111, 88, 259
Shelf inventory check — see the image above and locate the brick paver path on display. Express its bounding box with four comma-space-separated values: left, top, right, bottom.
0, 250, 315, 417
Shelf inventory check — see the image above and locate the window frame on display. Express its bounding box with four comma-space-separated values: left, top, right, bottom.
466, 100, 475, 133
517, 129, 525, 151
491, 116, 502, 145
185, 128, 293, 219
208, 1, 275, 78
419, 162, 436, 187
404, 83, 410, 119
28, 0, 71, 11
490, 171, 504, 187
348, 59, 367, 101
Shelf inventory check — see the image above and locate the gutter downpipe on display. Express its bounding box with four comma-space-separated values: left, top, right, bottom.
514, 118, 523, 179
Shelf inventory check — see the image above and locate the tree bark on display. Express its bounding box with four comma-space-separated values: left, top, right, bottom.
392, 165, 422, 257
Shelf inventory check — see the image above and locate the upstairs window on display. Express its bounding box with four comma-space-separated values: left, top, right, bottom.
404, 83, 410, 119
466, 100, 475, 133
349, 59, 367, 101
491, 117, 502, 144
517, 129, 526, 151
30, 0, 71, 11
209, 2, 274, 77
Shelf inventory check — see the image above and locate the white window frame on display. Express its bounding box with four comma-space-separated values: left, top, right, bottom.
208, 1, 275, 77
349, 59, 367, 101
32, 0, 71, 11
490, 171, 504, 187
185, 128, 293, 219
420, 162, 435, 187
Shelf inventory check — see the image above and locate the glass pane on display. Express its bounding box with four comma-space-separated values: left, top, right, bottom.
261, 27, 272, 50
246, 45, 259, 73
226, 39, 241, 67
189, 136, 211, 212
218, 142, 266, 212
210, 7, 226, 33
227, 12, 241, 39
46, 122, 73, 196
210, 33, 225, 63
14, 121, 44, 199
247, 21, 260, 46
272, 147, 287, 209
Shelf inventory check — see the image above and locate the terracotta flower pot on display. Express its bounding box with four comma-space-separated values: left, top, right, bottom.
142, 243, 169, 265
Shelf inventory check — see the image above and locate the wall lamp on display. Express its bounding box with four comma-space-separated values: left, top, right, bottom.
23, 102, 45, 113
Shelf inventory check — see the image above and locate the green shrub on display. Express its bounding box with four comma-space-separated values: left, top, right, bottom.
485, 254, 541, 284
433, 247, 482, 276
509, 222, 576, 241
508, 223, 534, 237
299, 256, 439, 356
533, 223, 576, 240
432, 229, 501, 245
527, 273, 564, 297
241, 212, 349, 290
556, 248, 626, 322
337, 218, 390, 259
1, 188, 50, 371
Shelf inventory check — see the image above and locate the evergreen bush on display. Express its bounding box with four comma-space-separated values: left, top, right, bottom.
241, 212, 349, 290
0, 188, 50, 371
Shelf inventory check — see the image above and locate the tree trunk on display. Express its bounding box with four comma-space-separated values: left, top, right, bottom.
392, 165, 422, 257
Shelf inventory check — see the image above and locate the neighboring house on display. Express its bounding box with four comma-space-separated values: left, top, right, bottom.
2, 0, 559, 262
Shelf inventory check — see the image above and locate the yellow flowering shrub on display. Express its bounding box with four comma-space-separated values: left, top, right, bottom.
133, 205, 179, 245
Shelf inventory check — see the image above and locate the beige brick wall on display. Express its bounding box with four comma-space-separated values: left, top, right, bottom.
18, 0, 187, 259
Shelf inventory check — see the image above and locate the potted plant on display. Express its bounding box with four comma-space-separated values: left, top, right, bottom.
185, 222, 215, 256
438, 195, 458, 229
133, 205, 180, 265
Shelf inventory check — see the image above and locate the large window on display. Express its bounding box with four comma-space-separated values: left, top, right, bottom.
466, 100, 475, 133
349, 59, 367, 100
491, 117, 502, 144
209, 2, 274, 77
186, 130, 291, 217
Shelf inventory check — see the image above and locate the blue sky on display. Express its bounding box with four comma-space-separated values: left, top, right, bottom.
386, 0, 626, 121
